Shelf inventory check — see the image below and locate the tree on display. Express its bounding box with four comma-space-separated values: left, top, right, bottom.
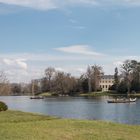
131, 61, 140, 91
117, 60, 140, 94
86, 66, 92, 93
78, 74, 89, 93
0, 71, 11, 95
117, 80, 127, 94
121, 60, 134, 95
11, 83, 21, 95
86, 65, 103, 92
45, 67, 55, 91
53, 71, 77, 95
41, 78, 49, 92
91, 65, 103, 92
114, 67, 119, 91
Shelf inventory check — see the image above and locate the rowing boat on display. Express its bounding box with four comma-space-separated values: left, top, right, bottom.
107, 98, 137, 103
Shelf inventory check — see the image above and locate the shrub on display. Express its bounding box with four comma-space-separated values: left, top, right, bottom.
0, 101, 8, 111
51, 93, 59, 96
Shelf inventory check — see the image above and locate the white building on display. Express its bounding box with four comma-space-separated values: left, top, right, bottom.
99, 75, 114, 91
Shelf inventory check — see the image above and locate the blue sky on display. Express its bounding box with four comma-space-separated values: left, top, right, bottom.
0, 0, 140, 82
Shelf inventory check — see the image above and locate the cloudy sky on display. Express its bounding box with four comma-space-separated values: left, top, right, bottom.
0, 0, 140, 83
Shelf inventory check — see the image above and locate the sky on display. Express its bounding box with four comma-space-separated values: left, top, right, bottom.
0, 0, 140, 83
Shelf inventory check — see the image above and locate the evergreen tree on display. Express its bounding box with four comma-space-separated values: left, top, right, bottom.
114, 67, 119, 91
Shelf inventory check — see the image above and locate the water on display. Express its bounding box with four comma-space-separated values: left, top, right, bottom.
0, 96, 140, 125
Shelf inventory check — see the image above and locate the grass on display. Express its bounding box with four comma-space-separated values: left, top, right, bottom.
129, 93, 140, 97
38, 91, 140, 98
79, 91, 140, 97
39, 91, 125, 97
0, 110, 140, 140
79, 91, 127, 97
38, 92, 52, 97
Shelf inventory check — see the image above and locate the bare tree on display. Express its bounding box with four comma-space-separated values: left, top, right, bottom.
0, 71, 11, 95
86, 66, 92, 93
91, 65, 103, 92
53, 71, 77, 95
45, 67, 55, 91
86, 65, 103, 92
121, 60, 133, 95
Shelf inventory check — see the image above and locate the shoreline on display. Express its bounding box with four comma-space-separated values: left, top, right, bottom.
38, 91, 140, 98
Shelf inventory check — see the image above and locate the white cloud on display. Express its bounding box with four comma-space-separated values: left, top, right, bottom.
76, 68, 86, 73
15, 59, 28, 70
2, 58, 27, 70
55, 67, 64, 72
0, 0, 140, 11
3, 58, 13, 65
116, 0, 140, 5
55, 45, 103, 56
113, 61, 123, 67
0, 0, 97, 10
0, 0, 56, 10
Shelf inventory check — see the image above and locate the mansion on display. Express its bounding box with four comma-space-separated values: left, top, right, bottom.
99, 75, 114, 91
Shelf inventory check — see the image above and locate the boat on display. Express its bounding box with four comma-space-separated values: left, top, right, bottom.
30, 96, 44, 99
107, 98, 137, 103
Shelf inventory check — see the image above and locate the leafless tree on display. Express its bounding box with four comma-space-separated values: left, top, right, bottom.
91, 65, 103, 92
86, 65, 103, 92
86, 66, 92, 93
45, 67, 55, 91
53, 71, 77, 95
121, 60, 134, 95
0, 71, 11, 95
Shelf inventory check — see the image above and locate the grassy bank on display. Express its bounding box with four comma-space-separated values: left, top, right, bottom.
39, 92, 52, 97
38, 91, 140, 98
79, 91, 127, 97
0, 110, 140, 140
39, 91, 125, 97
79, 91, 140, 97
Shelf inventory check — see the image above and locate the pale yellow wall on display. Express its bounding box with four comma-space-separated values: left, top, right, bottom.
99, 78, 114, 91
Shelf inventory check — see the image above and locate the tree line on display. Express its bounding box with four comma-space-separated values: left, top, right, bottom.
0, 71, 31, 95
31, 65, 104, 95
0, 59, 140, 96
111, 60, 140, 95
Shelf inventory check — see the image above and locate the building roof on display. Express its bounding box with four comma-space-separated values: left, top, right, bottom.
101, 75, 114, 79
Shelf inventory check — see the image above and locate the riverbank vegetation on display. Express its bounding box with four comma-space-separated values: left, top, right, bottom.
0, 110, 140, 140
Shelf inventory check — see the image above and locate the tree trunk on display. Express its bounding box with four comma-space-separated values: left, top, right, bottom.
88, 77, 91, 93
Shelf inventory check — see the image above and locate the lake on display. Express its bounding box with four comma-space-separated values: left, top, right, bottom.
0, 96, 140, 125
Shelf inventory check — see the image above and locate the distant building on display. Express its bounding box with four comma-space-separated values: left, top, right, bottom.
99, 75, 114, 91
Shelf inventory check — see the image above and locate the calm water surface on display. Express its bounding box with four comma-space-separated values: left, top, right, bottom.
0, 96, 140, 125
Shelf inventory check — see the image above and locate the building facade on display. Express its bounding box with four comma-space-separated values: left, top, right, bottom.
99, 75, 114, 91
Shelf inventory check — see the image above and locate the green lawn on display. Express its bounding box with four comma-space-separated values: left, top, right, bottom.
38, 92, 52, 97
79, 91, 126, 97
38, 91, 140, 97
0, 110, 140, 140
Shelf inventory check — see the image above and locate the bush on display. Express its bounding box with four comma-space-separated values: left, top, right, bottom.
0, 101, 8, 111
117, 81, 127, 94
51, 93, 59, 96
